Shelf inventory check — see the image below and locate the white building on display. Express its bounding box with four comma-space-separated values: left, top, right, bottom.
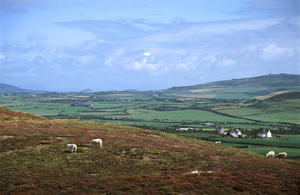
257, 130, 272, 138
266, 130, 272, 138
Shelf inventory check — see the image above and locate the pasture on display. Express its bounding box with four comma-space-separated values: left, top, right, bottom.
0, 92, 299, 160
177, 132, 300, 160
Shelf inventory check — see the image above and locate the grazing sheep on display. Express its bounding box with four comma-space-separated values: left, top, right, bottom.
276, 152, 287, 158
67, 144, 77, 153
190, 170, 199, 174
90, 138, 103, 148
215, 141, 221, 144
266, 151, 275, 158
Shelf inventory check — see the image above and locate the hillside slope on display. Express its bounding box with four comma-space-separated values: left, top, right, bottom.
217, 90, 300, 124
166, 74, 300, 99
0, 107, 300, 194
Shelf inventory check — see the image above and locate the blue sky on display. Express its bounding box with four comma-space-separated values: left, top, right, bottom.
0, 0, 299, 91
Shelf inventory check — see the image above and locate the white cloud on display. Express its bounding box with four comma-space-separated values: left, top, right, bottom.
104, 56, 114, 66
132, 57, 161, 71
200, 18, 280, 34
261, 43, 294, 60
0, 54, 6, 60
144, 52, 151, 56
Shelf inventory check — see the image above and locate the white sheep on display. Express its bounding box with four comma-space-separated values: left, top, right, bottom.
215, 141, 221, 144
276, 152, 287, 158
90, 138, 103, 148
190, 170, 199, 174
67, 144, 77, 153
266, 151, 275, 158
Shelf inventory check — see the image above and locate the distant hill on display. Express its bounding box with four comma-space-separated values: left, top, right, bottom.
166, 74, 300, 99
1, 107, 300, 193
0, 83, 47, 94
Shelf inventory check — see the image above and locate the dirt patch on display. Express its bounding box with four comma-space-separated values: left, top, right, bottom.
0, 135, 14, 140
189, 88, 222, 93
255, 90, 291, 100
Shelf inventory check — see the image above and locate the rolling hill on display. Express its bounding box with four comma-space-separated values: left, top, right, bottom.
2, 73, 300, 99
0, 107, 299, 193
166, 74, 300, 99
0, 83, 47, 94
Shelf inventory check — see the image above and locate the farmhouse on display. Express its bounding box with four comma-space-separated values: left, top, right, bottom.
177, 127, 193, 131
215, 126, 225, 135
229, 131, 239, 138
257, 130, 272, 138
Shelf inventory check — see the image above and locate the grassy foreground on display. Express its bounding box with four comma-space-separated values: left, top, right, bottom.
0, 108, 300, 194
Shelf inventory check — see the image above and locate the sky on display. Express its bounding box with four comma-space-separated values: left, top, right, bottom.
0, 0, 299, 91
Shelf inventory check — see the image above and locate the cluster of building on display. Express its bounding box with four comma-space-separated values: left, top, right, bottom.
216, 127, 272, 138
176, 126, 273, 139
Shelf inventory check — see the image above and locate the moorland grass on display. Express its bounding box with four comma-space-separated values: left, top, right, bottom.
0, 107, 300, 193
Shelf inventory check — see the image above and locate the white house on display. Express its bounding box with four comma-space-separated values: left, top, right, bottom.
229, 131, 239, 138
177, 128, 190, 131
266, 130, 272, 138
215, 127, 225, 135
257, 130, 272, 138
236, 129, 242, 136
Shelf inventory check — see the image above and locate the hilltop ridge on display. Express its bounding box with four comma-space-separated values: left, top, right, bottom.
0, 107, 300, 193
166, 74, 300, 99
1, 74, 300, 99
169, 74, 300, 90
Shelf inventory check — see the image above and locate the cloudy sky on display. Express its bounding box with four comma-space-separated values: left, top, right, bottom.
0, 0, 299, 91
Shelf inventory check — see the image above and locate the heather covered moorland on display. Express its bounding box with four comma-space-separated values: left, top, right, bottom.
0, 107, 299, 194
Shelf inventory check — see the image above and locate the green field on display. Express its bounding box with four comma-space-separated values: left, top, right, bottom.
177, 132, 300, 160
219, 99, 300, 124
124, 109, 252, 123
0, 89, 300, 160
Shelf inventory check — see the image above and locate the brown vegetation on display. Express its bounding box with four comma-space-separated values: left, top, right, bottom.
0, 107, 299, 194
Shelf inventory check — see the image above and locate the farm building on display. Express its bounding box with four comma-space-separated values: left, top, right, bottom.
236, 129, 242, 136
228, 129, 246, 138
177, 128, 192, 131
215, 127, 225, 135
229, 131, 239, 138
257, 130, 272, 138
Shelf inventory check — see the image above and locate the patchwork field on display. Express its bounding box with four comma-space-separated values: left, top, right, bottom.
0, 90, 299, 162
177, 132, 300, 160
218, 97, 300, 124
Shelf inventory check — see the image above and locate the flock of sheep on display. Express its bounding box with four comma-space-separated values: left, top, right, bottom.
215, 141, 287, 159
67, 138, 288, 160
266, 151, 287, 158
66, 138, 102, 153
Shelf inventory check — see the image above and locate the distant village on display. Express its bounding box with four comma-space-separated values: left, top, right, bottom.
177, 126, 273, 138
